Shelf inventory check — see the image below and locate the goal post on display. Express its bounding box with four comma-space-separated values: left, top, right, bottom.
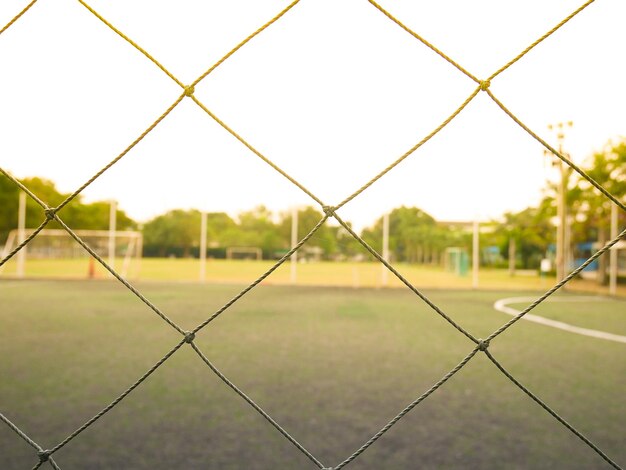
225, 247, 262, 261
444, 247, 469, 276
0, 228, 143, 279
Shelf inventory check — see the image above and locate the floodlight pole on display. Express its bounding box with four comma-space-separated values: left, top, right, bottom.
291, 206, 298, 284
136, 229, 143, 279
108, 199, 117, 270
547, 121, 573, 284
472, 219, 479, 289
609, 202, 618, 296
382, 212, 389, 286
557, 159, 566, 283
200, 211, 207, 282
16, 191, 26, 278
508, 236, 516, 277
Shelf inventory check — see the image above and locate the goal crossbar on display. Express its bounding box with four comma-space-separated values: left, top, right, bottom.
225, 246, 262, 260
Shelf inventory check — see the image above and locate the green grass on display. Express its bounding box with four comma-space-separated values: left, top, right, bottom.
1, 280, 624, 469
2, 257, 625, 296
507, 298, 626, 337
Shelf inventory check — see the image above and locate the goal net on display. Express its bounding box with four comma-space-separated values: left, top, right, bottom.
0, 229, 142, 279
444, 247, 469, 276
225, 246, 263, 260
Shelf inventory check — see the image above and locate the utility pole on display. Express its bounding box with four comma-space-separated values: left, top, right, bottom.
381, 212, 389, 287
108, 199, 117, 270
200, 211, 207, 282
508, 236, 516, 277
17, 191, 26, 278
609, 202, 618, 296
291, 206, 298, 284
472, 219, 479, 289
546, 121, 573, 284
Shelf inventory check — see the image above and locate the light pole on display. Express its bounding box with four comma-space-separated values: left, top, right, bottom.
291, 206, 298, 284
108, 199, 117, 270
609, 202, 618, 296
381, 212, 389, 286
17, 191, 26, 278
545, 121, 573, 284
200, 211, 207, 282
472, 219, 479, 289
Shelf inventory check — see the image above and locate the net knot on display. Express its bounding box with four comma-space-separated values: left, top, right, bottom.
477, 339, 490, 351
184, 331, 196, 343
322, 205, 335, 216
37, 450, 51, 462
44, 208, 56, 220
183, 85, 195, 97
479, 80, 490, 91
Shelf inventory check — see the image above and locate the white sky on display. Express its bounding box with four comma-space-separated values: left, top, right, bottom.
1, 0, 624, 231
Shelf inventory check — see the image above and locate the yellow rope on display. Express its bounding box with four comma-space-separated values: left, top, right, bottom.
485, 88, 626, 212
76, 0, 184, 88
56, 94, 185, 212
366, 0, 479, 84
192, 0, 303, 87
488, 0, 596, 80
1, 1, 624, 468
0, 168, 48, 210
336, 86, 481, 210
0, 0, 39, 36
190, 95, 324, 206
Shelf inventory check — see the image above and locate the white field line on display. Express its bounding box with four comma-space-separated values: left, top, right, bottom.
493, 296, 626, 344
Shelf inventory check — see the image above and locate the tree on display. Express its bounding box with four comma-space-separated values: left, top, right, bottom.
362, 206, 441, 263
204, 212, 238, 247
63, 202, 135, 231
143, 209, 201, 257
571, 139, 626, 283
236, 206, 282, 257
1, 174, 137, 248
278, 206, 337, 258
334, 222, 363, 259
0, 176, 65, 243
494, 199, 555, 271
0, 173, 22, 244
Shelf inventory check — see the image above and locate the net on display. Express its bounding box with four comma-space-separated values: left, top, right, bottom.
0, 1, 624, 469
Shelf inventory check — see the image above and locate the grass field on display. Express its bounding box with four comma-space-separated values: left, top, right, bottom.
1, 279, 624, 469
503, 298, 626, 337
2, 257, 625, 296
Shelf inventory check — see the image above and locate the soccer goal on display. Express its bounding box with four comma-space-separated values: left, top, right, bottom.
225, 246, 263, 261
0, 229, 142, 278
444, 247, 469, 276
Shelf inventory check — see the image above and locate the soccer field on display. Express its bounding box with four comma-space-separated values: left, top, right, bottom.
1, 280, 624, 469
2, 257, 624, 297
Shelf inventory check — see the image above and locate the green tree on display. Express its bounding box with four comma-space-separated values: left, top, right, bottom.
236, 206, 282, 257
63, 201, 135, 231
572, 140, 626, 238
142, 209, 201, 257
0, 176, 67, 243
278, 206, 337, 258
570, 140, 626, 283
204, 212, 238, 247
1, 174, 136, 246
494, 199, 555, 270
0, 173, 22, 243
362, 206, 441, 263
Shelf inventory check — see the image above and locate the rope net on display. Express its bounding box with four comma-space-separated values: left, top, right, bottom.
0, 1, 624, 469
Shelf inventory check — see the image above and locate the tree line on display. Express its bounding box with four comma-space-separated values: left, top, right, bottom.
0, 176, 135, 240
141, 206, 341, 259
1, 139, 624, 267
489, 139, 625, 275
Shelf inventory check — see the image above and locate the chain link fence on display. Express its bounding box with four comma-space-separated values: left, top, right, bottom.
1, 1, 624, 468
